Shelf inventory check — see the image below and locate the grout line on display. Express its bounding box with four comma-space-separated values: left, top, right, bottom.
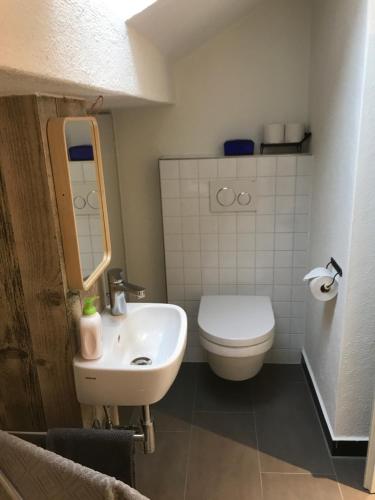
261, 471, 338, 476
253, 403, 264, 499
183, 366, 198, 500
193, 409, 255, 414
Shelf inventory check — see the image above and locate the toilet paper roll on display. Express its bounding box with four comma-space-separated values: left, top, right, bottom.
309, 276, 338, 302
303, 267, 334, 281
264, 123, 284, 143
285, 123, 305, 143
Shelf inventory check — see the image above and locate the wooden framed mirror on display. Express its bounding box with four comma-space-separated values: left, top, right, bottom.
47, 116, 111, 290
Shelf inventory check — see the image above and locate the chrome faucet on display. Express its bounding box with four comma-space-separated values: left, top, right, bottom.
107, 268, 146, 316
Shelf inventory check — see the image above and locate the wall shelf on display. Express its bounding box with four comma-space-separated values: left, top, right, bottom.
260, 132, 312, 154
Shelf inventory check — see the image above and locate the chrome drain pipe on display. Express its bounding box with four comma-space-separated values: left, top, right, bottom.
140, 405, 155, 454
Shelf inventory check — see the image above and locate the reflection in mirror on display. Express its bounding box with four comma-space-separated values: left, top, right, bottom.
65, 121, 105, 281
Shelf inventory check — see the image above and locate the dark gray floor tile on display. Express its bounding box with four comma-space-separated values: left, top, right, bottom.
136, 431, 190, 500
262, 473, 342, 500
185, 412, 261, 500
333, 458, 372, 499
152, 362, 197, 431
255, 381, 334, 473
256, 363, 304, 385
195, 363, 253, 412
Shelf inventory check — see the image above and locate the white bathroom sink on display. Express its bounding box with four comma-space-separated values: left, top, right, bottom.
73, 304, 187, 406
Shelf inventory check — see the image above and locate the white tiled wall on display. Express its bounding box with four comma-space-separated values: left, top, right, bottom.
160, 155, 313, 363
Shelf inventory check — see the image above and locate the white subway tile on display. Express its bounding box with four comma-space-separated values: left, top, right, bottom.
257, 157, 276, 176
291, 317, 305, 334
202, 284, 219, 295
295, 195, 310, 214
272, 301, 291, 317
258, 177, 276, 195
256, 284, 273, 297
275, 214, 294, 233
276, 176, 296, 195
237, 157, 257, 177
274, 268, 293, 285
297, 156, 313, 176
160, 160, 179, 179
180, 179, 199, 198
201, 234, 219, 251
256, 215, 275, 233
276, 196, 295, 214
184, 285, 202, 300
293, 267, 307, 284
238, 234, 256, 251
237, 268, 255, 284
165, 235, 183, 251
164, 216, 182, 234
256, 234, 274, 251
256, 268, 274, 284
274, 334, 290, 349
292, 285, 307, 301
199, 198, 210, 215
237, 284, 256, 295
183, 252, 201, 268
182, 216, 199, 234
218, 158, 237, 177
237, 214, 255, 233
277, 156, 296, 176
293, 251, 308, 267
257, 196, 275, 214
161, 179, 180, 198
296, 176, 312, 195
275, 251, 293, 267
163, 198, 181, 216
294, 233, 308, 251
168, 285, 185, 301
200, 215, 218, 234
202, 268, 219, 285
199, 180, 209, 197
275, 233, 294, 250
237, 251, 256, 267
219, 234, 237, 251
76, 215, 90, 236
292, 301, 306, 317
89, 216, 102, 236
294, 214, 310, 232
166, 268, 184, 285
182, 234, 200, 251
201, 251, 219, 268
220, 268, 237, 284
198, 159, 218, 178
165, 252, 183, 268
219, 252, 236, 268
218, 214, 236, 233
180, 159, 198, 179
290, 334, 305, 349
219, 284, 237, 295
273, 285, 292, 301
256, 251, 274, 268
276, 317, 291, 334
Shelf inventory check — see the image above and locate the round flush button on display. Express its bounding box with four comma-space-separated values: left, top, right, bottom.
217, 187, 236, 207
87, 190, 99, 209
73, 195, 86, 209
237, 192, 251, 205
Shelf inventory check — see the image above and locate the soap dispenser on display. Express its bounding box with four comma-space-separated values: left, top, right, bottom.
80, 296, 103, 360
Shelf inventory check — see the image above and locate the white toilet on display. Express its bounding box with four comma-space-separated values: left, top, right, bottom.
198, 295, 275, 381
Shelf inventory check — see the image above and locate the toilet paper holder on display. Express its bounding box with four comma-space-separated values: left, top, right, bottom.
322, 257, 342, 292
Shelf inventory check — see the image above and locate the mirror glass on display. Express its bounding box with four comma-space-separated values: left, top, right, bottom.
65, 120, 106, 282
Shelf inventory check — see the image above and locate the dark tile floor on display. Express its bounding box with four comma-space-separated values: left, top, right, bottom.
122, 363, 371, 500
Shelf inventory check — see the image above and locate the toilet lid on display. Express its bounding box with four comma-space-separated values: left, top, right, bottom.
198, 295, 275, 347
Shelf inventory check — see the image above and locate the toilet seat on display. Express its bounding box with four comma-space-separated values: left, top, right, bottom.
198, 295, 275, 348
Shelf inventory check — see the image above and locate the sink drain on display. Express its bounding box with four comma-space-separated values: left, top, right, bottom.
131, 356, 152, 366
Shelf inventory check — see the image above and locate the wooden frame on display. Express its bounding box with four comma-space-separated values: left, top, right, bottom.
47, 116, 111, 290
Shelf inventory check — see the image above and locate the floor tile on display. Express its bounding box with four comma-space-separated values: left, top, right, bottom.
257, 363, 304, 385
185, 412, 261, 500
136, 432, 189, 500
152, 363, 197, 431
262, 473, 342, 499
334, 458, 372, 499
195, 363, 253, 412
255, 381, 334, 473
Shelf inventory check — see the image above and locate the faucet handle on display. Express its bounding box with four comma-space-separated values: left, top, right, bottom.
107, 267, 125, 285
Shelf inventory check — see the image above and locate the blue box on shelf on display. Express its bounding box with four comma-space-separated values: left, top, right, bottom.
224, 139, 254, 156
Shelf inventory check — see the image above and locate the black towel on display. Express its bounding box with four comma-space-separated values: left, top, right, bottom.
46, 428, 135, 487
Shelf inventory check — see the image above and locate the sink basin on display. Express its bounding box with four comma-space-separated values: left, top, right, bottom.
73, 303, 187, 406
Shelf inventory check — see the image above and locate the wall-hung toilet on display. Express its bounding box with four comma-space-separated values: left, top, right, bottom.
198, 295, 275, 381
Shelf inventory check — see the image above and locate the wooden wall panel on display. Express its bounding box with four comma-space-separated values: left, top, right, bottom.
0, 95, 105, 431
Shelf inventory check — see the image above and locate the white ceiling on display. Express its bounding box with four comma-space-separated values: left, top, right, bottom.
128, 0, 262, 61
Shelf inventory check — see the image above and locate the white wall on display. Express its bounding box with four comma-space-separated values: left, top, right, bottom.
304, 0, 369, 438
0, 0, 173, 105
113, 0, 312, 301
